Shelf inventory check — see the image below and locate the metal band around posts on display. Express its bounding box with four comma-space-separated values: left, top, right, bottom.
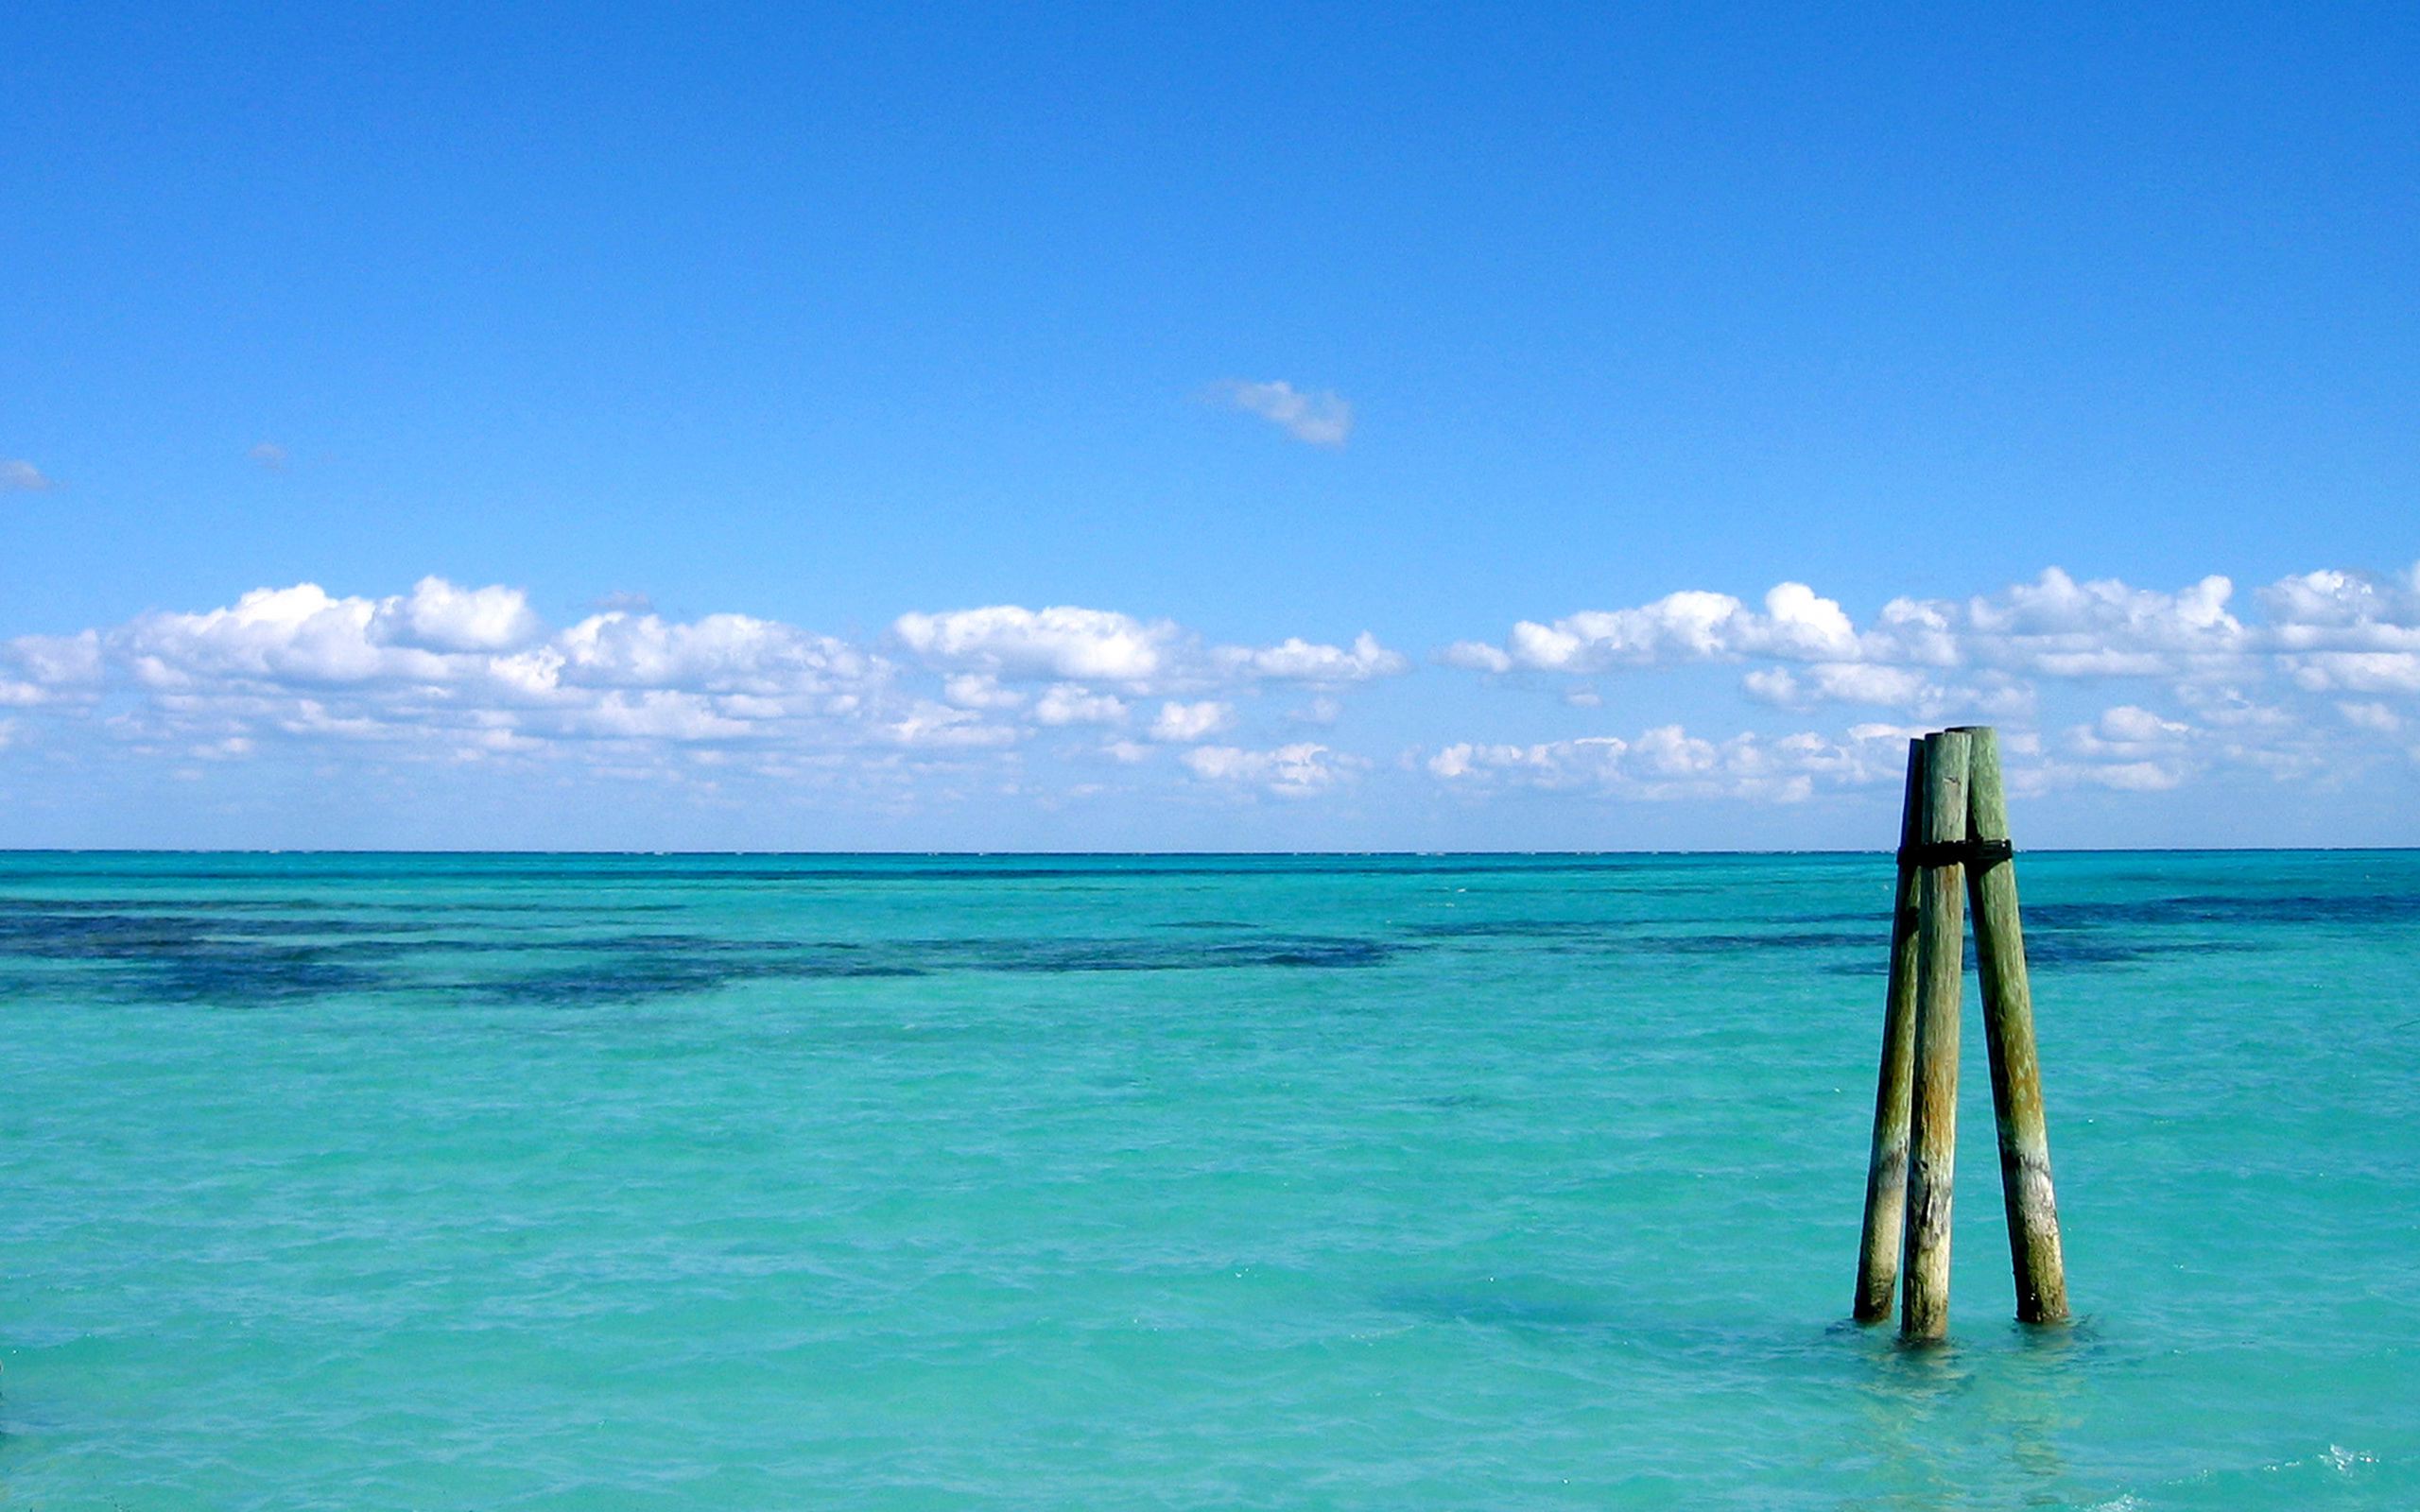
1897, 838, 2014, 868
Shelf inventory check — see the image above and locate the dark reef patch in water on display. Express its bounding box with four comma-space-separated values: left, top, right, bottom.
1, 897, 1411, 1008
2028, 893, 2420, 929
0, 904, 407, 1005
1402, 919, 1634, 940
475, 931, 1405, 1006
480, 943, 922, 1007
1823, 927, 2260, 975
1631, 930, 1876, 955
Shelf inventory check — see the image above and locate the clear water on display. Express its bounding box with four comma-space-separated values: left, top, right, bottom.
3, 851, 2414, 1510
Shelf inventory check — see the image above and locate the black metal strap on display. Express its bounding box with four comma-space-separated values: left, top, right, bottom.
1898, 837, 2014, 868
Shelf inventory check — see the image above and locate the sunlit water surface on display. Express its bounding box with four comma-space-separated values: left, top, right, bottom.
5, 851, 2415, 1509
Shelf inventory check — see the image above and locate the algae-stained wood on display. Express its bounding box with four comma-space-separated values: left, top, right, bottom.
1899, 728, 1968, 1343
1960, 726, 2071, 1324
1853, 739, 1927, 1323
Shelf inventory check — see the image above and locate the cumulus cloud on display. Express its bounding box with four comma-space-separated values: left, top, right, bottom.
1211, 380, 1354, 447
2339, 701, 2402, 733
1182, 742, 1360, 797
3, 630, 104, 693
248, 442, 289, 471
894, 606, 1177, 683
2287, 651, 2420, 694
1965, 571, 2241, 677
942, 673, 1024, 710
1033, 684, 1129, 726
17, 579, 906, 774
897, 602, 1406, 696
1426, 723, 1912, 803
1448, 563, 2420, 706
123, 584, 437, 687
1741, 662, 2031, 718
1443, 583, 1865, 675
555, 610, 870, 696
1150, 700, 1233, 742
885, 701, 1019, 748
10, 560, 2420, 825
1216, 631, 1409, 681
2, 460, 56, 492
0, 581, 1442, 803
372, 576, 543, 653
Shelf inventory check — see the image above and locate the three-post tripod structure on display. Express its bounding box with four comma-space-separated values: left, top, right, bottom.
1853, 726, 2069, 1341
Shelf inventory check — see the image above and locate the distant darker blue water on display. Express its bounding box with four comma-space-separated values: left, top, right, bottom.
4, 851, 2415, 1508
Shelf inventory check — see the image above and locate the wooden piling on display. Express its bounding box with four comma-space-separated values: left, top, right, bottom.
1959, 727, 2070, 1323
1899, 728, 1969, 1343
1852, 739, 1927, 1323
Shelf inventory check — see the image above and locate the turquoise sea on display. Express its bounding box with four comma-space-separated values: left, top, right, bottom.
3, 851, 2415, 1509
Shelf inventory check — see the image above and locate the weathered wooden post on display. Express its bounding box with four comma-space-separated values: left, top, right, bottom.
1959, 727, 2070, 1323
1850, 724, 2070, 1338
1898, 728, 1969, 1343
1852, 739, 1927, 1323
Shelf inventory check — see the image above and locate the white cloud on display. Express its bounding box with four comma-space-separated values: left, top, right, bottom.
13, 560, 2420, 824
1447, 563, 2420, 704
124, 584, 435, 687
2032, 707, 2197, 790
900, 604, 1406, 699
1426, 723, 1915, 803
1150, 700, 1234, 742
2339, 700, 2403, 733
2, 459, 56, 492
372, 576, 543, 653
2287, 651, 2420, 694
556, 610, 874, 695
1211, 380, 1353, 447
942, 674, 1025, 710
1441, 641, 1515, 674
2257, 566, 2420, 650
2077, 761, 2185, 791
0, 629, 103, 709
248, 441, 289, 471
1181, 742, 1359, 797
2093, 705, 2191, 745
575, 691, 754, 742
1, 581, 1438, 795
1962, 570, 2242, 676
1032, 684, 1129, 727
1217, 632, 1408, 681
894, 605, 1176, 683
5, 629, 104, 688
1744, 662, 1966, 712
52, 579, 902, 764
1445, 583, 1863, 676
884, 701, 1018, 748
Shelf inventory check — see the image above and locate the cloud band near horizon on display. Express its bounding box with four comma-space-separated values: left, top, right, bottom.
3, 563, 2418, 834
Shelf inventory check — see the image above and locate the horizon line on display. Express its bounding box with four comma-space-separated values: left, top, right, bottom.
3, 846, 2414, 858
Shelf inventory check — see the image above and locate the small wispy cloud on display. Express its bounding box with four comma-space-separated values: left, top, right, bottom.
2, 459, 58, 492
248, 442, 290, 472
1211, 380, 1353, 447
1150, 699, 1233, 742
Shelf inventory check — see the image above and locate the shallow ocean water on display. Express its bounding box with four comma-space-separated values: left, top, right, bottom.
3, 850, 2415, 1510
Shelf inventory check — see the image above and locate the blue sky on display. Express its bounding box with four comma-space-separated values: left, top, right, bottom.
5, 2, 2417, 849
